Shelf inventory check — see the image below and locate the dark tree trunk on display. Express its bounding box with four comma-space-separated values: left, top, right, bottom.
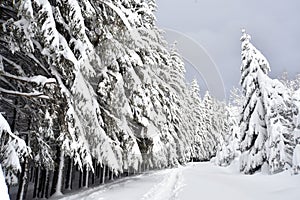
38, 169, 47, 198
45, 170, 51, 198
110, 169, 114, 181
82, 166, 87, 187
71, 165, 75, 190
65, 157, 73, 190
16, 125, 30, 200
30, 167, 34, 182
16, 159, 29, 200
99, 165, 103, 184
50, 147, 61, 196
98, 163, 101, 178
91, 169, 95, 185
11, 98, 18, 132
33, 167, 40, 199
79, 170, 83, 188
95, 163, 98, 179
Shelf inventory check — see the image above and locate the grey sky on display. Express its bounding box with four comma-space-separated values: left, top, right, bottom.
156, 0, 300, 100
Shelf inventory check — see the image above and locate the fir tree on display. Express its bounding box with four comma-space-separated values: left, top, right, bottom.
239, 29, 270, 174
239, 29, 294, 174
189, 79, 206, 161
292, 89, 300, 173
214, 105, 240, 166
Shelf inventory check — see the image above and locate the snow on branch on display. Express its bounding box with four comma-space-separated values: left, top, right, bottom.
0, 113, 31, 185
0, 88, 50, 99
100, 0, 132, 30
1, 72, 56, 86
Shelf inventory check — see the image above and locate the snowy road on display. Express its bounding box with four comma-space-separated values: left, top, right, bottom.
58, 161, 300, 200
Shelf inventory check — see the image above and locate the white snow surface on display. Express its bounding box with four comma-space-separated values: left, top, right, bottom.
56, 161, 300, 200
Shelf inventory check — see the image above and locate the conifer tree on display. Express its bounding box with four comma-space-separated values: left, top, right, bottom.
239, 29, 270, 174
239, 29, 294, 174
292, 89, 300, 173
189, 79, 206, 161
214, 105, 240, 166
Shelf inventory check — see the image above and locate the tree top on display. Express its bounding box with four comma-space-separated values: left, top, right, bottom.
240, 28, 251, 43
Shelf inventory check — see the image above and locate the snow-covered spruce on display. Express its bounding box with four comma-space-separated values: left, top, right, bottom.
214, 105, 240, 166
239, 30, 294, 174
292, 89, 300, 173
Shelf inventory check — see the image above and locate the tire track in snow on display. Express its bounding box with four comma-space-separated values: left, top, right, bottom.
141, 167, 185, 200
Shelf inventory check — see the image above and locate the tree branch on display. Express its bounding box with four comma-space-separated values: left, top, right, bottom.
1, 71, 56, 86
0, 88, 50, 99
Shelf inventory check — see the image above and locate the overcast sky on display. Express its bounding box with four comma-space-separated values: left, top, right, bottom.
156, 0, 300, 99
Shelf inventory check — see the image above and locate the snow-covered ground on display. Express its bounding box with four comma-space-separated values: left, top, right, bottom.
57, 161, 300, 200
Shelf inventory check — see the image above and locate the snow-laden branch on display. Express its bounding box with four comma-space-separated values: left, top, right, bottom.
100, 0, 132, 30
0, 88, 49, 99
0, 113, 31, 186
1, 71, 56, 86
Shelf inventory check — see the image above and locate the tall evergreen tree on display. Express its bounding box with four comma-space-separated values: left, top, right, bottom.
239, 29, 270, 174
239, 29, 294, 174
189, 79, 206, 161
202, 91, 218, 159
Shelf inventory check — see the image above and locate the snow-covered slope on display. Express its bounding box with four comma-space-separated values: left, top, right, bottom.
56, 161, 300, 200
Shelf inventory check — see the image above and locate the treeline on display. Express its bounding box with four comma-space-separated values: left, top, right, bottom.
0, 0, 227, 199
214, 30, 300, 175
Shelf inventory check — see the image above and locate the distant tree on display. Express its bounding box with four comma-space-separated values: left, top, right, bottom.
279, 72, 300, 93
189, 79, 206, 161
229, 87, 245, 109
202, 91, 219, 159
263, 79, 295, 173
292, 89, 300, 173
214, 105, 240, 166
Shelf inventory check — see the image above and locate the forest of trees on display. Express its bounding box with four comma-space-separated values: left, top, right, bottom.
0, 1, 299, 200
0, 1, 227, 199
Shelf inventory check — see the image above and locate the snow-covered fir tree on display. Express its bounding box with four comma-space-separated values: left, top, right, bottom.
292, 89, 300, 173
189, 79, 206, 161
279, 72, 300, 173
214, 104, 240, 166
280, 72, 300, 93
264, 79, 295, 173
239, 29, 294, 174
239, 29, 271, 174
201, 91, 219, 159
